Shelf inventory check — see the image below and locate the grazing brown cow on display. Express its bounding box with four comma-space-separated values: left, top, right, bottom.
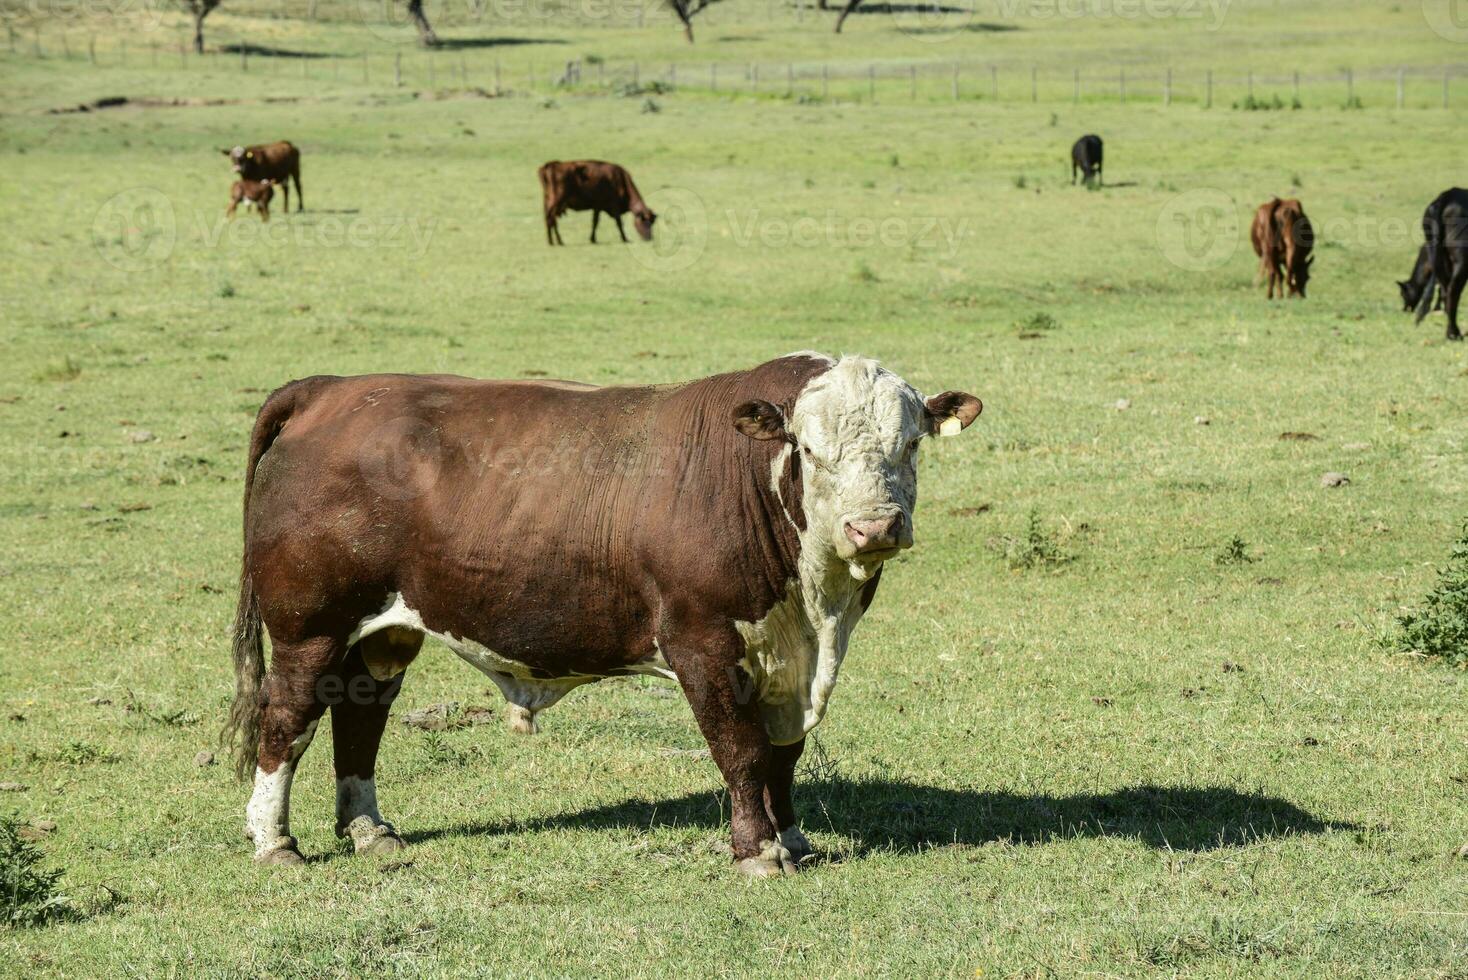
226, 178, 274, 222
222, 141, 302, 213
1250, 197, 1314, 299
223, 353, 982, 875
539, 160, 656, 246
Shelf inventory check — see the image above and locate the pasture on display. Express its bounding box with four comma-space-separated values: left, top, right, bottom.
0, 0, 1465, 974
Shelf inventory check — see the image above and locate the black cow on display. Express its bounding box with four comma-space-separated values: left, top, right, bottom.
1399, 244, 1441, 314
1071, 135, 1103, 186
1416, 188, 1468, 340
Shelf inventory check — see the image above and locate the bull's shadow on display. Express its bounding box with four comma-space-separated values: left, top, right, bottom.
408, 780, 1345, 855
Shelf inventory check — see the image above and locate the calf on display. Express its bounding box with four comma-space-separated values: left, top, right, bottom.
1071, 134, 1103, 186
1250, 198, 1314, 299
223, 354, 982, 876
539, 160, 656, 246
1415, 188, 1468, 340
226, 178, 274, 222
222, 141, 302, 213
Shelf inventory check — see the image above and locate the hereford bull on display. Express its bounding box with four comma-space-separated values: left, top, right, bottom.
1415, 188, 1468, 340
539, 160, 656, 246
1250, 197, 1313, 299
1071, 134, 1103, 186
223, 353, 981, 876
222, 141, 302, 213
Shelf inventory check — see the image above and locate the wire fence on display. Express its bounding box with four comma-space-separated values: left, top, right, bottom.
8, 25, 1468, 108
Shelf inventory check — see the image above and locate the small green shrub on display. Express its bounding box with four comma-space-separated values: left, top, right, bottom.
1215, 535, 1257, 566
1017, 311, 1059, 333
851, 261, 879, 283
995, 509, 1074, 570
1013, 174, 1028, 189
1391, 521, 1468, 667
34, 357, 81, 382
1, 813, 72, 928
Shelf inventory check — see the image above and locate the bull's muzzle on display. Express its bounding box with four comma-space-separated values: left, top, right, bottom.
842, 513, 909, 559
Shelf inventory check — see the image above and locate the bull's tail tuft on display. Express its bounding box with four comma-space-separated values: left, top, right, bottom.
223, 570, 265, 780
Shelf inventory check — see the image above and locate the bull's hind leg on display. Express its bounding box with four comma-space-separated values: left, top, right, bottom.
1443, 264, 1467, 341
246, 636, 337, 864
333, 629, 421, 856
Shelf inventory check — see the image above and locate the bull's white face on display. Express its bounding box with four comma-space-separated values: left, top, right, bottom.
734, 355, 982, 578
788, 359, 926, 565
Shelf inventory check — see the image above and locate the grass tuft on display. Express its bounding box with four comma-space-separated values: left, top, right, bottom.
995, 509, 1074, 570
1215, 535, 1258, 566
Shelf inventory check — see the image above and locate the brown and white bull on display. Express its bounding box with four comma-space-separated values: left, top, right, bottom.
223, 353, 981, 876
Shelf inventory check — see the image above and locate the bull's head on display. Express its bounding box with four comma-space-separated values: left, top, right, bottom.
633, 208, 657, 242
733, 357, 981, 578
1398, 278, 1422, 312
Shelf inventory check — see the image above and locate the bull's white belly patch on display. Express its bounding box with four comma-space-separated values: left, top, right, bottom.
347, 592, 669, 710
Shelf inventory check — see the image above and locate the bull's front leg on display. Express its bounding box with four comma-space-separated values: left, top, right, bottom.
664, 627, 799, 877
764, 738, 814, 864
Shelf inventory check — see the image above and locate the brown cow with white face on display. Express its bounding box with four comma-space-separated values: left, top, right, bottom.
222, 141, 302, 213
223, 354, 981, 876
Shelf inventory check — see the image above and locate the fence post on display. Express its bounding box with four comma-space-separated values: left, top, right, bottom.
88, 35, 95, 64
394, 52, 402, 87
61, 32, 70, 59
1205, 69, 1212, 108
1073, 67, 1079, 104
1346, 68, 1353, 104
990, 64, 997, 100
1031, 65, 1037, 103
1397, 68, 1404, 109
869, 64, 875, 103
178, 42, 185, 68
952, 63, 958, 102
633, 61, 639, 88
909, 64, 916, 101
711, 62, 717, 91
1164, 66, 1171, 106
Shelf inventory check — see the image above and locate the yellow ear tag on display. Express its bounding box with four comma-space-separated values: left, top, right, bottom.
939, 416, 962, 437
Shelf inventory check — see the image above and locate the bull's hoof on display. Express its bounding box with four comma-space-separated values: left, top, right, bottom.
341, 815, 406, 856
735, 840, 799, 878
507, 704, 538, 735
255, 839, 306, 866
357, 831, 406, 857
778, 826, 815, 865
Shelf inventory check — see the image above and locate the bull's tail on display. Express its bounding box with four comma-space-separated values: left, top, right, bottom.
1419, 198, 1446, 323
221, 382, 312, 780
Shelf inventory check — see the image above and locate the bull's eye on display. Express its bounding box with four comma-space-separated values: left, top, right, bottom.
800, 445, 827, 472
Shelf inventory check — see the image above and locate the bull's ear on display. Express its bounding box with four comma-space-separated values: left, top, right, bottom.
925, 391, 982, 436
732, 400, 786, 441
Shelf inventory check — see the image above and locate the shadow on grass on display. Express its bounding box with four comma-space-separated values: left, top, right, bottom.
218, 43, 336, 59
432, 37, 569, 50
407, 780, 1346, 854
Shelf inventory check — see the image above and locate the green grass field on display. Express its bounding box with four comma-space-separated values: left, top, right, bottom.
1, 0, 1466, 975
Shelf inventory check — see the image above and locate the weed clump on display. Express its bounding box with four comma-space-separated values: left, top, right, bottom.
995, 509, 1074, 570
1391, 521, 1468, 668
1, 813, 73, 928
1215, 535, 1257, 566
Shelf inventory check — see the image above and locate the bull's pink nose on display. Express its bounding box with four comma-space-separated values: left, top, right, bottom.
844, 515, 902, 551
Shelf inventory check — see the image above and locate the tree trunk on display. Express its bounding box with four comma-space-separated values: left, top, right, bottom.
193, 8, 208, 53
407, 0, 439, 46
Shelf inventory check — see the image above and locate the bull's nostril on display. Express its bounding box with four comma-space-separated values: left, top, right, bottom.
845, 515, 902, 550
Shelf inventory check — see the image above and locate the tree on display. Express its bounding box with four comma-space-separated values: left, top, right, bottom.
664, 0, 725, 42
406, 0, 439, 46
182, 0, 221, 54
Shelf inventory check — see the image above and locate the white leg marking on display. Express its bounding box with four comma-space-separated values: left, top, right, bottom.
335, 774, 400, 852
506, 703, 538, 734
244, 719, 317, 856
